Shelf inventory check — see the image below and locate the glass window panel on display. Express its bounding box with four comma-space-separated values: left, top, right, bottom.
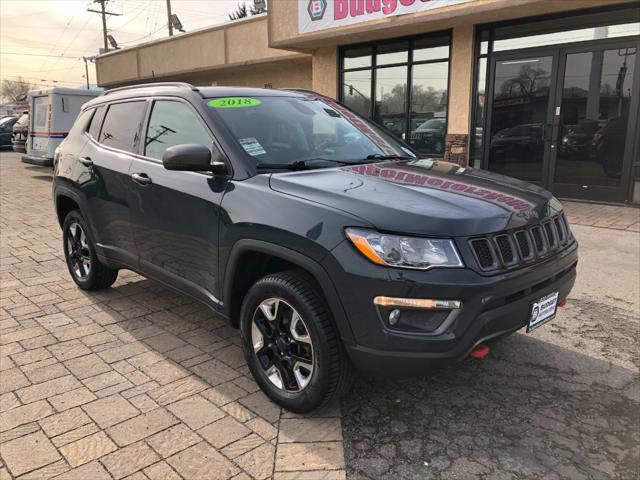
494, 22, 640, 51
471, 57, 487, 168
88, 105, 105, 139
343, 70, 372, 117
145, 101, 213, 160
487, 56, 554, 182
414, 36, 450, 61
554, 48, 636, 188
99, 101, 145, 153
375, 66, 408, 140
376, 41, 409, 65
343, 46, 372, 69
413, 44, 450, 62
408, 61, 449, 156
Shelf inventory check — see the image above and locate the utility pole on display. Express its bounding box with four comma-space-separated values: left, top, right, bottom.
87, 0, 121, 53
83, 57, 90, 89
166, 0, 174, 36
82, 56, 96, 89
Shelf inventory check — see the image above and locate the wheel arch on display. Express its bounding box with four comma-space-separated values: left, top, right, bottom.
55, 193, 81, 228
222, 239, 355, 344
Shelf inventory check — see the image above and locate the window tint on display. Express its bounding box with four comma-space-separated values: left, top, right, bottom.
207, 96, 409, 166
67, 110, 93, 138
87, 105, 105, 139
99, 101, 145, 153
145, 101, 212, 160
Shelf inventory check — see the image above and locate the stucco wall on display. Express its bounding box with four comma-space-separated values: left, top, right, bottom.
447, 25, 474, 135
95, 16, 308, 87
189, 58, 312, 89
311, 47, 338, 97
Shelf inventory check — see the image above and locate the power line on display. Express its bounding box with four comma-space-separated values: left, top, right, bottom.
0, 75, 86, 85
87, 0, 122, 53
42, 16, 93, 76
0, 52, 86, 59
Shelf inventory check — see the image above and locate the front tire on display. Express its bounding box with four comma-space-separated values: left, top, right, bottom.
62, 210, 118, 290
240, 270, 353, 412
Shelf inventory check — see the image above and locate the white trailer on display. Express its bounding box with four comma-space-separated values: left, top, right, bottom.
23, 87, 102, 166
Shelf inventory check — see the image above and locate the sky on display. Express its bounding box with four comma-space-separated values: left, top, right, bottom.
0, 0, 247, 91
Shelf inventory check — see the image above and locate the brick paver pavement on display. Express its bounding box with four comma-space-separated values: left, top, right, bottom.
1, 152, 637, 479
0, 153, 346, 479
563, 200, 640, 231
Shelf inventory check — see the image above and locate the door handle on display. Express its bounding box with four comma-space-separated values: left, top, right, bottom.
131, 172, 152, 186
79, 157, 93, 167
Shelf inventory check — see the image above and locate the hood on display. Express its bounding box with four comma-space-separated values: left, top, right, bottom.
269, 159, 562, 237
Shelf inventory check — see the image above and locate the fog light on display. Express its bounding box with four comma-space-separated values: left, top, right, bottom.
389, 309, 400, 325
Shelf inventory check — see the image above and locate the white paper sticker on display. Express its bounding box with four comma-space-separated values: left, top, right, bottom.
239, 137, 266, 156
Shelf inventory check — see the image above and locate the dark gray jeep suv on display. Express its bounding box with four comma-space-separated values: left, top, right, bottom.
53, 83, 578, 412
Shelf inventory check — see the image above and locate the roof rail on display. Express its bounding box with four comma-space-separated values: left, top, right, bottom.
281, 88, 319, 96
105, 82, 202, 96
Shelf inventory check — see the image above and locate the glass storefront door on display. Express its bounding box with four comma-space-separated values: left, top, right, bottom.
550, 43, 638, 201
485, 40, 639, 202
486, 54, 557, 184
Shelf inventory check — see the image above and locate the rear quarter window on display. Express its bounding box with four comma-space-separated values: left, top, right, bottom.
67, 109, 93, 138
99, 101, 146, 153
87, 105, 106, 139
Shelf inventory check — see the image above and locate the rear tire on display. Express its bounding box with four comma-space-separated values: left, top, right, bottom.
62, 210, 118, 290
240, 270, 353, 412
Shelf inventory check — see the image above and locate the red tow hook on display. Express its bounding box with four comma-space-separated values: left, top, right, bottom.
470, 344, 490, 359
558, 298, 568, 307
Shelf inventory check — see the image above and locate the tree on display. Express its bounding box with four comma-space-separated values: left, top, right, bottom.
1, 78, 33, 103
228, 1, 266, 21
228, 3, 248, 20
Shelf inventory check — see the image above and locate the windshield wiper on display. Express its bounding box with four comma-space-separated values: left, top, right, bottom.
256, 158, 352, 171
364, 154, 414, 161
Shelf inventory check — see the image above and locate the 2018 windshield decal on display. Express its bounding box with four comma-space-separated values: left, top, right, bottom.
208, 98, 262, 108
345, 164, 535, 212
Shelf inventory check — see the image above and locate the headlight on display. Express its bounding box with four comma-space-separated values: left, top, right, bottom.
346, 228, 464, 270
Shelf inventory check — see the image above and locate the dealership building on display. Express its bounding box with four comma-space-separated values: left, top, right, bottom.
96, 0, 640, 204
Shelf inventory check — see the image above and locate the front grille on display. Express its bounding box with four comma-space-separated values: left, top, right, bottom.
469, 238, 496, 269
530, 226, 546, 253
469, 214, 574, 272
494, 234, 516, 265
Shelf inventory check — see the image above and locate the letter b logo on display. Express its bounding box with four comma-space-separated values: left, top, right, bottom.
307, 0, 327, 20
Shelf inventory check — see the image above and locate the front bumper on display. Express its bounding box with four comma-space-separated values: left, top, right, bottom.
323, 239, 578, 376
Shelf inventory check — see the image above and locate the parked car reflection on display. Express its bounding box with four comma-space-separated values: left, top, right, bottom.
592, 117, 627, 178
489, 123, 543, 162
560, 119, 602, 157
410, 118, 446, 154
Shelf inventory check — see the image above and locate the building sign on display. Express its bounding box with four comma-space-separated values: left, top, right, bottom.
299, 0, 472, 34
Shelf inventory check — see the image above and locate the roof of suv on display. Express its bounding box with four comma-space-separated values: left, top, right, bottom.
83, 83, 315, 109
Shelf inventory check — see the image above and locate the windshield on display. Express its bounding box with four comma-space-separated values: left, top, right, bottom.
205, 96, 412, 167
0, 117, 15, 127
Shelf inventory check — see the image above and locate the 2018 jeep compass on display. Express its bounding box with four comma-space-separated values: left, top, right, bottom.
52, 83, 578, 412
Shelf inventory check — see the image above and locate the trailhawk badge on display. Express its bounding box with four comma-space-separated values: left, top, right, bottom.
307, 0, 327, 21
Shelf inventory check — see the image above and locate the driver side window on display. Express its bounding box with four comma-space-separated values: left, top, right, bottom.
145, 100, 213, 161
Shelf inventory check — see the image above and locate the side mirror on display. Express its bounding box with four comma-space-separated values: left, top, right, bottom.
162, 143, 227, 174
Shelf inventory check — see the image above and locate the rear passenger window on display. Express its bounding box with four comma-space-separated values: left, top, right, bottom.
87, 105, 105, 139
67, 109, 93, 138
99, 101, 145, 153
145, 100, 212, 160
